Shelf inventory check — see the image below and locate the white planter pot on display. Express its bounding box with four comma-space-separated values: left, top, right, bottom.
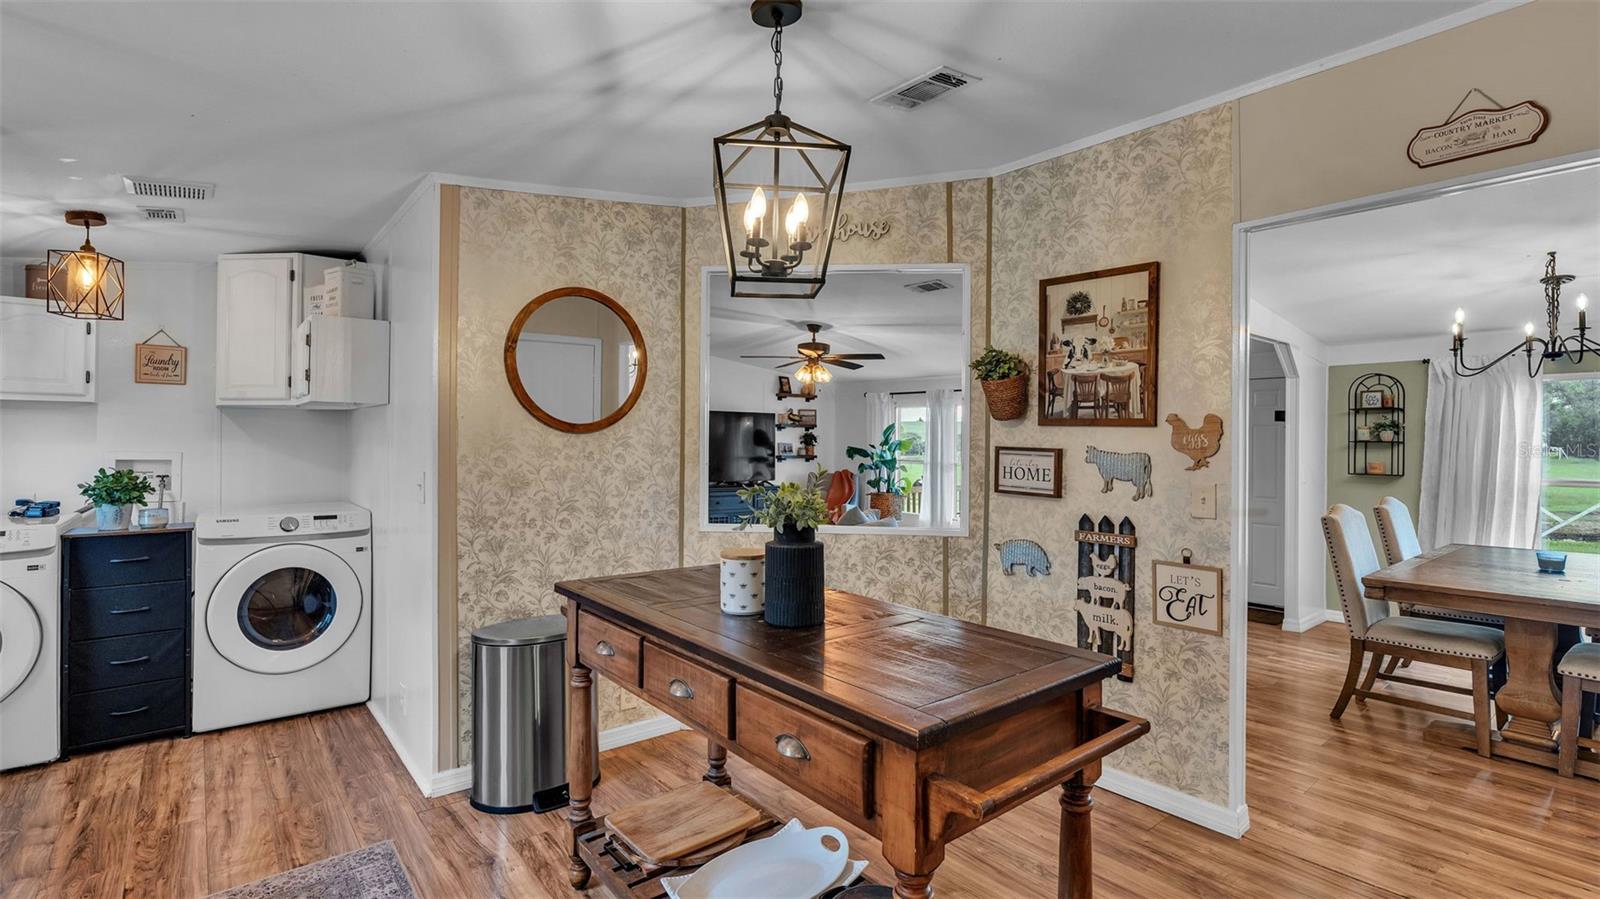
95, 503, 132, 531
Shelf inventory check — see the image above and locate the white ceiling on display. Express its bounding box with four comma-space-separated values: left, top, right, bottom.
1249, 165, 1600, 346
708, 268, 965, 382
0, 0, 1486, 262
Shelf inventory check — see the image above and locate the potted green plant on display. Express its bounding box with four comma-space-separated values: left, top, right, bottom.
970, 345, 1030, 421
78, 467, 153, 531
737, 466, 831, 627
846, 424, 915, 520
798, 429, 818, 460
1370, 418, 1402, 443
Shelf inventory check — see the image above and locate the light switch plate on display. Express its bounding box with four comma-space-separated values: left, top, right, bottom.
1190, 482, 1217, 519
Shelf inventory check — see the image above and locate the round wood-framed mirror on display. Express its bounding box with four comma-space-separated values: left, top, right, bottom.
504, 287, 647, 433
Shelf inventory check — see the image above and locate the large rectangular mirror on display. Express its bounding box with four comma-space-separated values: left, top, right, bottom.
701, 264, 971, 536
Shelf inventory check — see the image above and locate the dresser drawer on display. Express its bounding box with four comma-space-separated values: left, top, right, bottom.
577, 611, 642, 687
735, 685, 874, 819
643, 643, 732, 738
67, 532, 188, 589
67, 678, 186, 749
67, 581, 188, 640
69, 630, 186, 694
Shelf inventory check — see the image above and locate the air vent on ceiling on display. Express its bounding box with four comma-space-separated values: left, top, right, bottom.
905, 278, 953, 293
138, 206, 185, 223
869, 66, 979, 111
123, 176, 214, 201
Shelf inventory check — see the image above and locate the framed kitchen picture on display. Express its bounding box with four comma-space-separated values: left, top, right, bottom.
1358, 389, 1385, 409
1038, 262, 1159, 427
994, 446, 1063, 498
1151, 557, 1223, 636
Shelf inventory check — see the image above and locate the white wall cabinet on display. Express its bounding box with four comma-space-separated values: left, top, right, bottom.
0, 296, 96, 402
216, 253, 387, 408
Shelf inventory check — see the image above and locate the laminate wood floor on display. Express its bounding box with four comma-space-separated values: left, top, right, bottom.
3, 621, 1596, 898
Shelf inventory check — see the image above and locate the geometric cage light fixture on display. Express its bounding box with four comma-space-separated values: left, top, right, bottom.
46, 210, 125, 321
713, 0, 850, 299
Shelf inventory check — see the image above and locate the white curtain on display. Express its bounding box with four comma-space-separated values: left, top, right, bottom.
862, 391, 894, 505
927, 388, 960, 528
1418, 361, 1543, 550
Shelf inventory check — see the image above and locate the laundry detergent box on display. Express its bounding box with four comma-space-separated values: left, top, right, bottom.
314, 262, 374, 318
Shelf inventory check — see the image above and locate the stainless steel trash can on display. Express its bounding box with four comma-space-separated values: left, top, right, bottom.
469, 615, 597, 814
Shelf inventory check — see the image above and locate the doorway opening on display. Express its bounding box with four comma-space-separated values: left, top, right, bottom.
1245, 337, 1293, 627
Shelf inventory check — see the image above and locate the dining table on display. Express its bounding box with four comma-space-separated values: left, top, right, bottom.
1363, 544, 1600, 777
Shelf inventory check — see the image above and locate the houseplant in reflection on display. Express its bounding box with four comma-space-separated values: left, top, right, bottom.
970, 345, 1029, 421
846, 424, 915, 520
78, 467, 152, 531
737, 466, 830, 627
1370, 418, 1402, 443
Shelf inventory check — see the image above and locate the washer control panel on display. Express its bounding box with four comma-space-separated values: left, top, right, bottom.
0, 524, 56, 554
199, 505, 370, 540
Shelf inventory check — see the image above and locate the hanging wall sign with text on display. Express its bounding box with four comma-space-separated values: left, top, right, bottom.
994, 446, 1063, 498
134, 330, 188, 385
1151, 554, 1223, 636
1074, 515, 1136, 682
1407, 90, 1548, 169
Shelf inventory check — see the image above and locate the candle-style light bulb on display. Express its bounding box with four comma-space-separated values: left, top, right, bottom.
1451, 322, 1460, 338
785, 193, 810, 244
743, 187, 767, 240
1524, 321, 1535, 346
1577, 293, 1589, 329
1454, 308, 1465, 325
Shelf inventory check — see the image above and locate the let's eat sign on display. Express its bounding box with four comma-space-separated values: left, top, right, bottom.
994, 446, 1062, 498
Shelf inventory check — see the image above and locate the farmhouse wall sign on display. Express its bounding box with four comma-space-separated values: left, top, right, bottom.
832, 213, 892, 242
1084, 445, 1153, 501
134, 329, 188, 385
1164, 413, 1224, 471
1407, 89, 1548, 169
994, 446, 1063, 498
1074, 514, 1136, 682
1151, 550, 1223, 636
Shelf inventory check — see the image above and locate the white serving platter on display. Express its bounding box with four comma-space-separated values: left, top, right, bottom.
673, 820, 850, 899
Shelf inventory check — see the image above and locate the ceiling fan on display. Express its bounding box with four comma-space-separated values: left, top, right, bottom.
740, 322, 885, 382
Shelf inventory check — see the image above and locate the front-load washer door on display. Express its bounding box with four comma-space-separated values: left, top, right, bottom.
0, 582, 43, 702
207, 544, 362, 675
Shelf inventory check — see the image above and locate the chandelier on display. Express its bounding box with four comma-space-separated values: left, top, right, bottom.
1450, 251, 1592, 377
713, 0, 849, 299
46, 210, 125, 320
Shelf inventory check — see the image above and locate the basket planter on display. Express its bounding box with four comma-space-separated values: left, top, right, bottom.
763, 525, 825, 628
980, 371, 1029, 421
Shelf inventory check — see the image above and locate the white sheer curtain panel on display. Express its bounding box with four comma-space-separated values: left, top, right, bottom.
1418, 361, 1543, 549
928, 388, 959, 528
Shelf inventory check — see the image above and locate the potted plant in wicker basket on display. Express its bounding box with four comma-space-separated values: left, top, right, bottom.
971, 346, 1029, 421
78, 467, 153, 531
737, 466, 831, 627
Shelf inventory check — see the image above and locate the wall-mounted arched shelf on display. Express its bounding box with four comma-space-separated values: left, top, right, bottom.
1348, 372, 1405, 477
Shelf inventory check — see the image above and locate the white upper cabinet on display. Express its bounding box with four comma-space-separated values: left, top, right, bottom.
0, 296, 96, 402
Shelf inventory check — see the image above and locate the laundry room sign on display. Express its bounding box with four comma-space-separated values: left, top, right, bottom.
134, 329, 187, 385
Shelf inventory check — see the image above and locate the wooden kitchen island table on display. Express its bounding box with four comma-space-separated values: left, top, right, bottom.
557, 566, 1147, 899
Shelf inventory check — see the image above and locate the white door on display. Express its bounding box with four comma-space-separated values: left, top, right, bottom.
0, 583, 43, 702
1248, 378, 1287, 608
517, 333, 601, 422
206, 544, 363, 675
217, 256, 295, 401
0, 297, 95, 402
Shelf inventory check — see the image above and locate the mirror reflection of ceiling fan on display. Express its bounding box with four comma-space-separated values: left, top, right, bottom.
740, 322, 885, 383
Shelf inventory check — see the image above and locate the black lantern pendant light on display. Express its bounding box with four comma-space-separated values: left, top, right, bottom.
46, 210, 125, 320
714, 0, 850, 299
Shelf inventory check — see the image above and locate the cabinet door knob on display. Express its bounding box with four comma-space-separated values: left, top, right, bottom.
775, 733, 811, 761
594, 640, 615, 658
668, 678, 694, 700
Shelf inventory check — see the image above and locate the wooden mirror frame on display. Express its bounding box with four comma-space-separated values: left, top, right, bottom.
504, 286, 648, 434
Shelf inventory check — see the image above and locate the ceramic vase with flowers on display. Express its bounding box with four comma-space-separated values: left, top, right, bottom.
738, 466, 830, 628
78, 467, 153, 531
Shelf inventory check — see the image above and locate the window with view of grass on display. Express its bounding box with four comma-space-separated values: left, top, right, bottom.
1539, 375, 1600, 555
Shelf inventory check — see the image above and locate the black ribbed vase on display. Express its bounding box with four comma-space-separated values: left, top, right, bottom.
763, 525, 825, 628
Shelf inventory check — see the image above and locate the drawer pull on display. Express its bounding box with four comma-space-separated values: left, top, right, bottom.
595, 640, 616, 658
668, 678, 695, 700
109, 606, 152, 616
775, 733, 811, 761
107, 655, 152, 667
108, 556, 152, 564
109, 705, 150, 718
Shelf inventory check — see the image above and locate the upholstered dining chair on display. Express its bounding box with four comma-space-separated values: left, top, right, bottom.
1557, 642, 1600, 777
1374, 496, 1502, 627
1069, 373, 1101, 418
1322, 504, 1505, 756
1100, 371, 1135, 419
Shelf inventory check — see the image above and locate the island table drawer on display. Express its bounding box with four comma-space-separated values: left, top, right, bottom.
577, 610, 642, 687
642, 643, 732, 738
735, 685, 874, 820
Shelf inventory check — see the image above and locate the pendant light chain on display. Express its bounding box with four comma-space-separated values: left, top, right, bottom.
770, 15, 784, 115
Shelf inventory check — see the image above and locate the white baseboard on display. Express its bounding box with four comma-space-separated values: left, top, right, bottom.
1096, 767, 1251, 838
367, 701, 437, 798
1283, 608, 1343, 632
405, 714, 689, 799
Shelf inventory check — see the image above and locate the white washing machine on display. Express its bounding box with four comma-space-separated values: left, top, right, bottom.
193, 502, 372, 732
1, 513, 82, 770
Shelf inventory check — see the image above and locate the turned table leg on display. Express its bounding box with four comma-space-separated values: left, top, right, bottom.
566, 661, 595, 888
703, 738, 731, 787
1059, 776, 1094, 899
892, 871, 934, 899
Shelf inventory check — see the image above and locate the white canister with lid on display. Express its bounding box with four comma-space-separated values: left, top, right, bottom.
719, 546, 766, 616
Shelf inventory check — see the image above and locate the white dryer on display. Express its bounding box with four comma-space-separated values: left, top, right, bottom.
193, 502, 372, 732
1, 515, 79, 770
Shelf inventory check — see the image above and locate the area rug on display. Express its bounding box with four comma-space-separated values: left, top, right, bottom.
207, 841, 417, 899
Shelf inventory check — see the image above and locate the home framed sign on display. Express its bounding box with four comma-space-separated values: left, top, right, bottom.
1151, 555, 1223, 636
994, 446, 1062, 498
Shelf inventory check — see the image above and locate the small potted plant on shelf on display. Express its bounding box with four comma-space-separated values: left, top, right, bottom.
799, 430, 818, 460
78, 467, 153, 531
1370, 418, 1402, 443
846, 424, 915, 520
970, 345, 1029, 421
737, 466, 830, 628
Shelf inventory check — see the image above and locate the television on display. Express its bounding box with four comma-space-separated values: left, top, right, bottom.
708, 410, 776, 484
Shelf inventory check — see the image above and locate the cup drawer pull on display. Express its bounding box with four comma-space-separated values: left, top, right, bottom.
108, 655, 151, 667
108, 556, 151, 564
595, 640, 616, 658
109, 606, 152, 615
668, 678, 695, 700
109, 705, 150, 718
775, 733, 811, 761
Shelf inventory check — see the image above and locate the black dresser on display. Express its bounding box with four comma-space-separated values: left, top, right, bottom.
59, 523, 193, 754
